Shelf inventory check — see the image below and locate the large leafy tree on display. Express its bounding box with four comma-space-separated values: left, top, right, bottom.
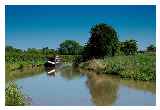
58, 40, 83, 55
84, 23, 118, 59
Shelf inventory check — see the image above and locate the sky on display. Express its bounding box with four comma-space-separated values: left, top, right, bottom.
5, 5, 156, 50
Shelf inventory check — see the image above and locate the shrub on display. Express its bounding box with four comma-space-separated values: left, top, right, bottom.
5, 82, 29, 106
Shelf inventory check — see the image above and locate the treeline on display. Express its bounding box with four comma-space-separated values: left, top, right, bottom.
6, 46, 56, 64
5, 40, 83, 67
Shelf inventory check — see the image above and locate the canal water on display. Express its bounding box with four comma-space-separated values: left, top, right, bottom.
14, 64, 156, 106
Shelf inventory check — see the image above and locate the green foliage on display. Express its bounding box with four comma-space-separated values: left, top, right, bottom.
42, 47, 56, 57
147, 44, 156, 52
83, 23, 118, 60
58, 40, 83, 55
72, 55, 84, 67
60, 55, 79, 63
120, 39, 138, 55
103, 53, 155, 81
5, 82, 29, 106
5, 46, 56, 71
80, 53, 155, 81
18, 64, 24, 69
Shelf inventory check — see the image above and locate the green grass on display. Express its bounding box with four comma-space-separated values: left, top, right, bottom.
80, 53, 155, 81
6, 60, 45, 72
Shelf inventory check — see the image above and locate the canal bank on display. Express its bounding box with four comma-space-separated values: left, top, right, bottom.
78, 53, 156, 81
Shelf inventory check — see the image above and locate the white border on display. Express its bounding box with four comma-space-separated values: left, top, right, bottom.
0, 0, 159, 110
0, 1, 5, 108
156, 1, 160, 109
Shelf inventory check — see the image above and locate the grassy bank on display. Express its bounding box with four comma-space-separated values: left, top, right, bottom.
79, 53, 155, 81
6, 60, 45, 72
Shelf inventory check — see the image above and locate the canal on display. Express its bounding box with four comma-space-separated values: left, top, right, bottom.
10, 64, 155, 106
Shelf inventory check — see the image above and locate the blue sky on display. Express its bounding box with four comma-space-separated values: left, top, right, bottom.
6, 5, 156, 50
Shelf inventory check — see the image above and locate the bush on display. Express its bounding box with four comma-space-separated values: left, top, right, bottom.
5, 82, 29, 106
18, 64, 24, 69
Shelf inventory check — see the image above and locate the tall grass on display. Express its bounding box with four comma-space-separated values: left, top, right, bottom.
80, 53, 155, 81
6, 60, 45, 72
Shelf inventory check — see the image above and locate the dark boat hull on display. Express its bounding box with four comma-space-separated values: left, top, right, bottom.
44, 62, 55, 67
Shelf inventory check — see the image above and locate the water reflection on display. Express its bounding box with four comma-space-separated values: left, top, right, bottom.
45, 66, 56, 77
6, 66, 45, 81
45, 64, 83, 80
44, 65, 156, 105
60, 65, 83, 80
13, 64, 155, 105
86, 73, 119, 105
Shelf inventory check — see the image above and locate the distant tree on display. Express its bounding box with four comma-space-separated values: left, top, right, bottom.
42, 47, 55, 57
27, 48, 40, 54
120, 39, 138, 55
138, 50, 145, 54
5, 46, 14, 52
147, 44, 156, 52
5, 46, 24, 63
5, 45, 56, 64
6, 45, 23, 54
58, 40, 83, 55
83, 23, 118, 59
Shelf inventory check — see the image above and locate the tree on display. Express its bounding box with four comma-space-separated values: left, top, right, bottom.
6, 45, 23, 54
83, 23, 118, 59
42, 47, 55, 57
147, 44, 156, 52
120, 39, 138, 55
58, 40, 83, 55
